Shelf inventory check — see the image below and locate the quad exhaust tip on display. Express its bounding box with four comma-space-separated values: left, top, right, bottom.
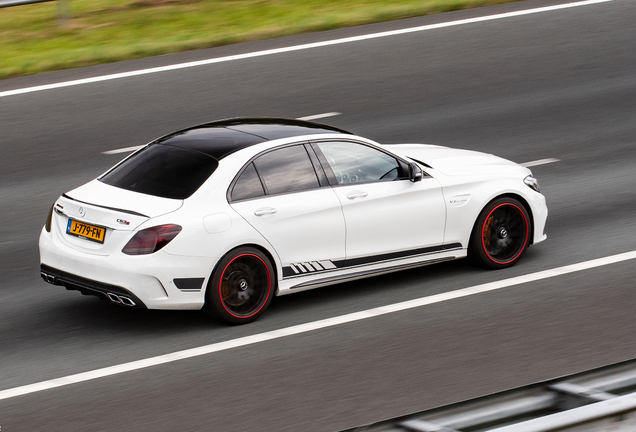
106, 293, 136, 307
40, 267, 142, 308
41, 271, 57, 285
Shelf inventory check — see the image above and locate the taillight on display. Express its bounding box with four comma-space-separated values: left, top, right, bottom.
45, 204, 54, 232
122, 224, 182, 255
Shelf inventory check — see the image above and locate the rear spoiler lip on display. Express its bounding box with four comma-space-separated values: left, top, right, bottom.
62, 193, 150, 218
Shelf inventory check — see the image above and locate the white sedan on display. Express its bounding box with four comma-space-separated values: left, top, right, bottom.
39, 118, 548, 324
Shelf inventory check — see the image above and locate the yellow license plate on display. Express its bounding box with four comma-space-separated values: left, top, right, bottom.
66, 219, 106, 243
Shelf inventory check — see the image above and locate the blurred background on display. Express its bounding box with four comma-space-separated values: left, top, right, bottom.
1, 0, 636, 430
1, 0, 517, 78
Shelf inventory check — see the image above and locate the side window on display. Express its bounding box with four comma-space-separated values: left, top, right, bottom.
316, 141, 407, 185
253, 145, 321, 195
231, 163, 265, 201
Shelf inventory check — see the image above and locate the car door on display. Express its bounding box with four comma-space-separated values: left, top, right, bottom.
229, 143, 346, 276
313, 140, 446, 261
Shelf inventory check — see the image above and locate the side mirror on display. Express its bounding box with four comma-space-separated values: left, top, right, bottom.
409, 162, 423, 182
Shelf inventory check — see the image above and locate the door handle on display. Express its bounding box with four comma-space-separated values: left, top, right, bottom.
346, 191, 368, 200
254, 207, 277, 217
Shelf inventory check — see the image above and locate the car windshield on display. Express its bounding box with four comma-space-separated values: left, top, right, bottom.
99, 144, 219, 199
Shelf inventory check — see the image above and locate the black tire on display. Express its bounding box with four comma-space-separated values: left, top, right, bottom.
204, 247, 275, 324
468, 197, 531, 269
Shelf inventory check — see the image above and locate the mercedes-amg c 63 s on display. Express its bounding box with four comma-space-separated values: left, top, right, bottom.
40, 118, 547, 324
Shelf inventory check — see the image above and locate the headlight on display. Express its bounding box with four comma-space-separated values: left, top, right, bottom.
524, 175, 540, 192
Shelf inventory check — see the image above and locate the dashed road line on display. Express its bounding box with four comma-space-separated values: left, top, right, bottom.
296, 112, 341, 121
521, 158, 561, 167
102, 145, 145, 155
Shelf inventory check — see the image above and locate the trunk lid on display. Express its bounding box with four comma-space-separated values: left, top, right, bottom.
52, 180, 183, 255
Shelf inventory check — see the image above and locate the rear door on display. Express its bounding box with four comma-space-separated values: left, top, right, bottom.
229, 143, 346, 276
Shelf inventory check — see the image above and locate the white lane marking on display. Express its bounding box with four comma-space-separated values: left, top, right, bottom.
102, 145, 144, 155
1, 249, 635, 401
521, 158, 561, 167
296, 112, 341, 121
101, 113, 343, 154
0, 0, 612, 99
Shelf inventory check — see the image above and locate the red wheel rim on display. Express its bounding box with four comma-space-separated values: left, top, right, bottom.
218, 253, 271, 318
481, 203, 529, 265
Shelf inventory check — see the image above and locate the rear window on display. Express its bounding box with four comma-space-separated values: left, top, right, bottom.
99, 144, 219, 199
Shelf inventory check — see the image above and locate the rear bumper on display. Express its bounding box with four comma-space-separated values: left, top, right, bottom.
39, 226, 214, 310
40, 264, 147, 308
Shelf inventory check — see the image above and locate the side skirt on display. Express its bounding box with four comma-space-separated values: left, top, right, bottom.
282, 243, 463, 278
276, 244, 466, 295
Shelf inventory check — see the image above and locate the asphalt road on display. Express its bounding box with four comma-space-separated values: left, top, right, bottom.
1, 0, 636, 430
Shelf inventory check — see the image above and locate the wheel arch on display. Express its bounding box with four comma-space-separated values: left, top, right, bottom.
470, 192, 535, 248
209, 243, 280, 294
203, 243, 279, 323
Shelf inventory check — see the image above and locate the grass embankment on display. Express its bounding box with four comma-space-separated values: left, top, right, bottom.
1, 0, 518, 79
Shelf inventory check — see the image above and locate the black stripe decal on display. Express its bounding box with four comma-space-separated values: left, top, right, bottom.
334, 243, 462, 268
282, 243, 463, 278
290, 257, 456, 290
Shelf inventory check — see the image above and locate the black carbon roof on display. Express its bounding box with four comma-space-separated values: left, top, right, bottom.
155, 117, 352, 160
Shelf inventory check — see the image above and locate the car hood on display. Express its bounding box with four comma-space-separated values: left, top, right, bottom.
386, 144, 530, 177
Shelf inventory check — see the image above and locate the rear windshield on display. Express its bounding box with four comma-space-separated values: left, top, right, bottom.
99, 144, 219, 199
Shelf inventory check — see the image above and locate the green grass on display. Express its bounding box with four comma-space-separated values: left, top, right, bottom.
0, 0, 520, 79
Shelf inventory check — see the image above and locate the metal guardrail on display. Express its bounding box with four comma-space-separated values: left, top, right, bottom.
343, 359, 636, 432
